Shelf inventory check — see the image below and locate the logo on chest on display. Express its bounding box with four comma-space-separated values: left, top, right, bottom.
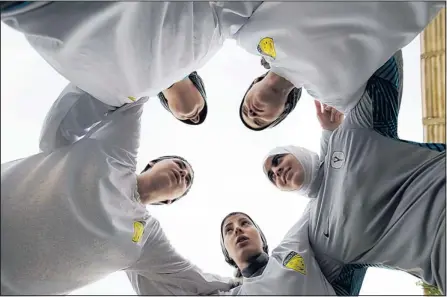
330, 151, 345, 169
132, 221, 146, 243
257, 37, 277, 60
283, 251, 306, 275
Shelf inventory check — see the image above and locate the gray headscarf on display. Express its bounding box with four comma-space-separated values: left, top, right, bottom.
263, 145, 320, 197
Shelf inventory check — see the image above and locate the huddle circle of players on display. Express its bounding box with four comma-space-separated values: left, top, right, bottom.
1, 2, 445, 296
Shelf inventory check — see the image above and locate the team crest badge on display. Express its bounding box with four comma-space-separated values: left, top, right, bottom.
132, 221, 145, 243
257, 37, 276, 60
283, 251, 306, 275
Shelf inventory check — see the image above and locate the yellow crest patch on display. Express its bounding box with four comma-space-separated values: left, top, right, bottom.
283, 251, 306, 275
128, 96, 137, 102
257, 37, 276, 60
132, 221, 145, 243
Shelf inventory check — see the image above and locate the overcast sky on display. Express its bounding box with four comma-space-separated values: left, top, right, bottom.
1, 23, 425, 295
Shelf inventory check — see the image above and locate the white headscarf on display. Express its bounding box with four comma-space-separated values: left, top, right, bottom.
263, 145, 320, 197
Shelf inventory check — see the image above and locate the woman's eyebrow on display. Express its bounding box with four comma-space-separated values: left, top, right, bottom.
238, 217, 249, 224
224, 222, 233, 230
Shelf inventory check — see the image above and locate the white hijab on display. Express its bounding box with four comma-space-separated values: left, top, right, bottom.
263, 145, 320, 197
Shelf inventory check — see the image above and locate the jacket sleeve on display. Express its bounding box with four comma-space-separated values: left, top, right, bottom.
39, 83, 115, 153
319, 129, 333, 160
1, 2, 147, 107
125, 219, 235, 295
82, 97, 148, 172
319, 51, 402, 155
343, 51, 403, 132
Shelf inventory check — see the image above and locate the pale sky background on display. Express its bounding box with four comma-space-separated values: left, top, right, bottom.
1, 23, 425, 295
